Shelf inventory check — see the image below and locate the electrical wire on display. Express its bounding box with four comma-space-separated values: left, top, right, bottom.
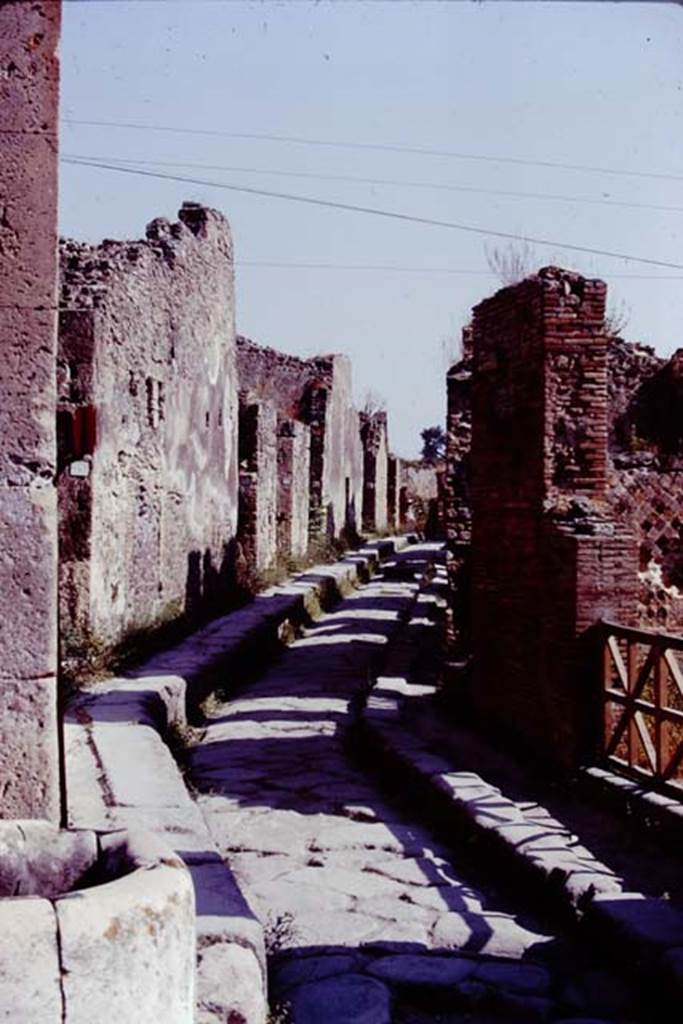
62, 152, 683, 217
61, 155, 683, 271
63, 117, 683, 184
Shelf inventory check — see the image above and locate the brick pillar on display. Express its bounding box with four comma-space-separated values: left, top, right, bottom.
471, 267, 637, 767
0, 1, 61, 821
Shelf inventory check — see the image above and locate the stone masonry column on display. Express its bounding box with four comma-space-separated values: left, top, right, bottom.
0, 1, 61, 820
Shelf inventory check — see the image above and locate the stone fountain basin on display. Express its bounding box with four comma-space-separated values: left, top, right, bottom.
0, 821, 195, 1023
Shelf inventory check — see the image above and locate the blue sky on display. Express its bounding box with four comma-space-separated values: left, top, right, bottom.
60, 0, 683, 456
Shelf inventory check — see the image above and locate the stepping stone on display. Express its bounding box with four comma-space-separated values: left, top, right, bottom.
274, 953, 363, 994
287, 973, 391, 1023
367, 953, 476, 988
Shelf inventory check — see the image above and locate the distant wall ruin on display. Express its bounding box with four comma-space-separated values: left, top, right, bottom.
360, 411, 389, 533
469, 268, 636, 766
58, 204, 238, 658
0, 0, 62, 820
236, 336, 364, 549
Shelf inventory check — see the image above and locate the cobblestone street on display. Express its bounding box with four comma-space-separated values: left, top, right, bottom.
189, 545, 642, 1023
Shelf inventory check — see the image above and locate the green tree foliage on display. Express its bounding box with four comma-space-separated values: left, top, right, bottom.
420, 425, 446, 464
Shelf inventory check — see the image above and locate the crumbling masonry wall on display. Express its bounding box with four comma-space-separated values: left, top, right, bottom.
0, 1, 61, 820
277, 420, 311, 560
236, 337, 363, 547
360, 411, 389, 533
471, 268, 637, 766
445, 326, 473, 547
237, 397, 278, 572
58, 204, 238, 657
387, 455, 400, 532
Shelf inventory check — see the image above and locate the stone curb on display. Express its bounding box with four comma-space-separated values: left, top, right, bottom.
355, 564, 683, 1005
0, 822, 195, 1023
64, 536, 411, 1023
580, 765, 683, 846
65, 689, 268, 1023
129, 534, 414, 718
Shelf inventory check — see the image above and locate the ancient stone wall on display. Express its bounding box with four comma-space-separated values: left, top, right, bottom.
360, 411, 389, 533
277, 420, 311, 560
387, 455, 400, 532
237, 397, 278, 572
236, 337, 364, 548
315, 355, 364, 543
445, 334, 472, 547
401, 462, 443, 538
470, 267, 637, 766
58, 204, 238, 656
0, 0, 61, 820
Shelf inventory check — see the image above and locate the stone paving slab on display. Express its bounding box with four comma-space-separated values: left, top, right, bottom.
128, 535, 413, 716
188, 544, 651, 1022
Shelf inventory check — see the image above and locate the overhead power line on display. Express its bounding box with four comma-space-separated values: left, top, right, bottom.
62, 152, 683, 216
61, 155, 683, 271
63, 117, 683, 184
236, 261, 683, 281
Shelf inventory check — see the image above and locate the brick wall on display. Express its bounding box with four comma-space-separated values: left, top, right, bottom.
471, 267, 637, 766
0, 0, 61, 820
58, 204, 238, 657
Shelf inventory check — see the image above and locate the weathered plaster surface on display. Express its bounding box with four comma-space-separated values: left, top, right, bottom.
0, 0, 61, 820
58, 204, 238, 653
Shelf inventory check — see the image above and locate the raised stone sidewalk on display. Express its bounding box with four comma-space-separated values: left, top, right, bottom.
358, 548, 683, 1018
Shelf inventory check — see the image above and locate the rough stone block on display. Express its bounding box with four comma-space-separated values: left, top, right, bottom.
0, 1, 61, 134
57, 839, 196, 1024
288, 974, 391, 1024
0, 820, 97, 898
197, 941, 267, 1024
0, 675, 59, 822
0, 306, 57, 466
0, 133, 58, 308
0, 896, 62, 1022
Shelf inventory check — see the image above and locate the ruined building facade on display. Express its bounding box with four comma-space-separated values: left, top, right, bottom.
58, 206, 239, 656
54, 236, 402, 662
236, 335, 366, 564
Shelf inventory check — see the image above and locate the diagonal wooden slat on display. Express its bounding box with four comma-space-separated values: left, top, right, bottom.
663, 738, 683, 781
632, 710, 658, 774
607, 635, 628, 690
663, 648, 683, 702
601, 622, 683, 796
